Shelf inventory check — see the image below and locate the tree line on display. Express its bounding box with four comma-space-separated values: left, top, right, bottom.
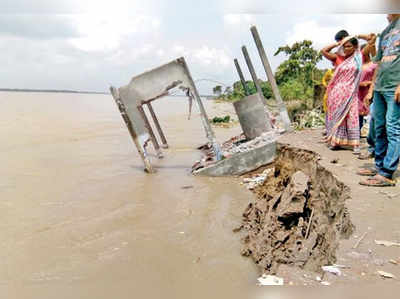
213, 40, 326, 106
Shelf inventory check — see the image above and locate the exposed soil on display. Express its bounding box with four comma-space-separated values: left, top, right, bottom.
237, 144, 354, 274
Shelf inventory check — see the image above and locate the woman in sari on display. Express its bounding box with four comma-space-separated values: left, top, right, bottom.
357, 44, 378, 159
321, 69, 334, 136
325, 37, 363, 153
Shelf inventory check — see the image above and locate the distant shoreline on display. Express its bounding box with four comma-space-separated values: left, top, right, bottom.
0, 88, 109, 95
0, 88, 217, 99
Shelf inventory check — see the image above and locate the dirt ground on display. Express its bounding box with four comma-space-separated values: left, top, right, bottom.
238, 128, 400, 286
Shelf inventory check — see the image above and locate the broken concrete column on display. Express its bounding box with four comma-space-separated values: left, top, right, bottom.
241, 45, 264, 100
250, 26, 292, 131
234, 58, 250, 96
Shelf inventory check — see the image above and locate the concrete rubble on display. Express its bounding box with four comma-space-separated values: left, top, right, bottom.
223, 131, 278, 156
242, 168, 274, 190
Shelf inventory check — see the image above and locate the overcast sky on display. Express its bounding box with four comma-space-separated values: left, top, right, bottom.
0, 0, 396, 93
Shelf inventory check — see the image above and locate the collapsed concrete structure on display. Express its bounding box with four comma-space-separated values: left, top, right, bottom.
193, 26, 291, 176
111, 26, 291, 176
110, 57, 222, 173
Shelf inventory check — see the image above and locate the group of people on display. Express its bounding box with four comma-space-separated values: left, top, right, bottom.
320, 14, 400, 187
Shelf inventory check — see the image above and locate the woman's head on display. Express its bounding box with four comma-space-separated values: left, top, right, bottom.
343, 37, 358, 57
361, 44, 371, 63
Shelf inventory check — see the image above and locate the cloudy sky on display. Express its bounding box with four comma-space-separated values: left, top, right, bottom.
0, 0, 396, 93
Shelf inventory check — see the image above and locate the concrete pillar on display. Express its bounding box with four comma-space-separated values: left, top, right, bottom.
250, 26, 291, 131
233, 93, 271, 140
110, 87, 155, 173
234, 58, 250, 96
241, 46, 263, 97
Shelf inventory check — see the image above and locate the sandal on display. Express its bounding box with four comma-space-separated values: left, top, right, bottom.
328, 145, 343, 151
353, 147, 361, 155
356, 168, 377, 176
318, 138, 328, 144
359, 175, 396, 187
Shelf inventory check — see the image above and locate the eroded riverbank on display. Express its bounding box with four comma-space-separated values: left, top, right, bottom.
237, 144, 354, 276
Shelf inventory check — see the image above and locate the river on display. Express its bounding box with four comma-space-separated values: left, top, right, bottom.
0, 91, 262, 298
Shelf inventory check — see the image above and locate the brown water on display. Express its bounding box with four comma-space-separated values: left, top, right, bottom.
0, 92, 261, 298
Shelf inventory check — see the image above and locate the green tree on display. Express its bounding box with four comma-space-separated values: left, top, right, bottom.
261, 81, 273, 99
273, 40, 323, 109
274, 40, 322, 87
213, 85, 222, 96
229, 80, 273, 100
279, 79, 313, 101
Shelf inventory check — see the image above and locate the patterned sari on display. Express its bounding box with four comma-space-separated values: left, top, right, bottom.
326, 51, 362, 147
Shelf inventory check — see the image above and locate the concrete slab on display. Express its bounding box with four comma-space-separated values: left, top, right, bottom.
117, 58, 199, 148
193, 141, 276, 177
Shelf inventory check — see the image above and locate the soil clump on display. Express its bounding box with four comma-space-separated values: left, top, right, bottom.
237, 144, 354, 274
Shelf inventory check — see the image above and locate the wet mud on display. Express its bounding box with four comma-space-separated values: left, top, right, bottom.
237, 144, 355, 274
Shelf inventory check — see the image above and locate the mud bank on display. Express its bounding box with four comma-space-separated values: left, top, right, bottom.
237, 144, 354, 274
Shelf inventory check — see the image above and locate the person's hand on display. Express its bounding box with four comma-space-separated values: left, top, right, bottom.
368, 33, 377, 42
360, 81, 371, 87
395, 84, 400, 103
364, 92, 373, 106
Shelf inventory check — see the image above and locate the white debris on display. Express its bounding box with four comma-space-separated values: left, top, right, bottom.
244, 176, 266, 190
389, 259, 399, 265
242, 168, 274, 190
377, 270, 396, 279
374, 240, 400, 247
322, 265, 342, 276
257, 274, 284, 286
333, 264, 351, 269
225, 131, 278, 155
321, 281, 331, 286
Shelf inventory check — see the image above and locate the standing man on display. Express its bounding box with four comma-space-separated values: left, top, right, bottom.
359, 14, 400, 186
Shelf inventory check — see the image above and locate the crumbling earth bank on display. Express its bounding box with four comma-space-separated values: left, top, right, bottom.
238, 144, 354, 274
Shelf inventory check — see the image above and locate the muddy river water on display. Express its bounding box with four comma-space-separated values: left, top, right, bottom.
0, 92, 267, 298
